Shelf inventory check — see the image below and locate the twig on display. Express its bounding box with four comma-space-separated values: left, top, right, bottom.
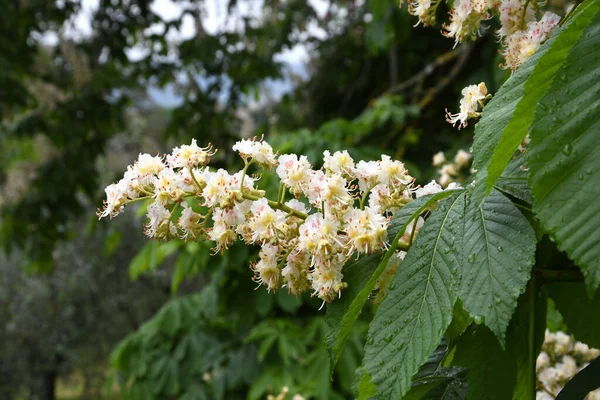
417, 44, 473, 109
385, 47, 464, 95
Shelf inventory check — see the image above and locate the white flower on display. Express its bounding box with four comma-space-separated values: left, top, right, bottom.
252, 243, 281, 291
98, 182, 128, 218
355, 160, 380, 193
232, 138, 277, 167
446, 83, 488, 129
177, 203, 202, 240
133, 153, 165, 186
208, 207, 241, 252
442, 0, 491, 47
310, 260, 345, 302
557, 355, 577, 379
415, 180, 443, 198
344, 206, 389, 254
285, 199, 309, 214
536, 392, 554, 400
409, 0, 439, 26
322, 173, 352, 206
248, 198, 287, 243
202, 169, 233, 208
323, 150, 355, 177
276, 154, 312, 195
153, 168, 183, 204
298, 213, 342, 259
432, 151, 446, 167
497, 0, 534, 38
554, 331, 571, 354
145, 201, 175, 239
303, 170, 328, 206
502, 13, 560, 70
282, 249, 310, 296
536, 351, 550, 372
454, 150, 472, 168
368, 184, 391, 211
378, 155, 413, 187
167, 139, 214, 169
538, 367, 559, 389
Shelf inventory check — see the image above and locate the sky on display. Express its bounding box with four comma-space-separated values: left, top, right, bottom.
38, 0, 331, 107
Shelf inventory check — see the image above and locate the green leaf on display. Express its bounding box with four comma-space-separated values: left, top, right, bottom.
361, 192, 464, 399
507, 287, 548, 400
494, 152, 533, 204
357, 370, 377, 400
528, 5, 600, 293
418, 370, 469, 400
445, 301, 472, 347
401, 341, 467, 400
452, 326, 516, 400
556, 355, 600, 400
129, 240, 181, 280
471, 0, 600, 202
325, 190, 461, 375
459, 189, 536, 343
276, 290, 302, 313
547, 283, 600, 349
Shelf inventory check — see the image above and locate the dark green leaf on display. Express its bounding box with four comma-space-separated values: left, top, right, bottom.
452, 326, 516, 400
471, 0, 600, 202
528, 6, 600, 293
507, 286, 548, 400
459, 189, 536, 343
548, 283, 600, 349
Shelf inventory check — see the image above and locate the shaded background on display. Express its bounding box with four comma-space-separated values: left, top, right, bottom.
0, 0, 505, 398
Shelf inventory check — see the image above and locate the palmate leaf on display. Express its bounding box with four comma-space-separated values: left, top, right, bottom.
459, 189, 536, 344
528, 7, 600, 293
470, 0, 600, 203
360, 192, 464, 399
325, 190, 461, 375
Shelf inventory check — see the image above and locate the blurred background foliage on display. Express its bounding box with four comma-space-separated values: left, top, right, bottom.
0, 0, 504, 398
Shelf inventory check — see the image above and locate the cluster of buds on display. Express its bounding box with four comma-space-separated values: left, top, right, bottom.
536, 330, 600, 399
432, 149, 472, 187
98, 138, 453, 304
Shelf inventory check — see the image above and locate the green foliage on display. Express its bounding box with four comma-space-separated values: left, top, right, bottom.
325, 190, 458, 375
459, 189, 536, 343
471, 0, 600, 202
129, 241, 182, 280
528, 9, 600, 293
360, 192, 464, 399
452, 326, 516, 400
548, 284, 600, 349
